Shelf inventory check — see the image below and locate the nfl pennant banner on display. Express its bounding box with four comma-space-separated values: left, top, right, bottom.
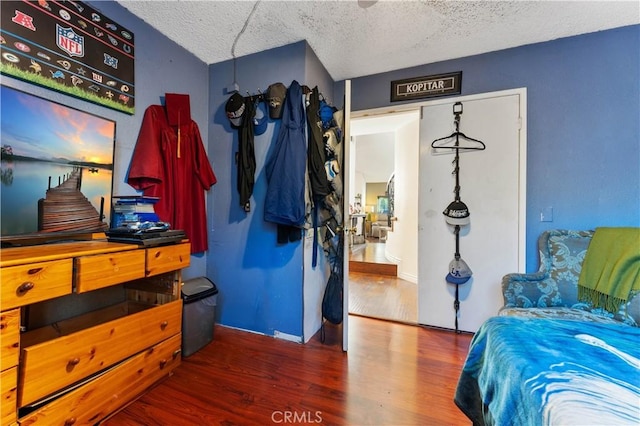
0, 0, 135, 114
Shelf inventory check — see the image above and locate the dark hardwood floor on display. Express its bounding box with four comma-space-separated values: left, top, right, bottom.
104, 315, 473, 426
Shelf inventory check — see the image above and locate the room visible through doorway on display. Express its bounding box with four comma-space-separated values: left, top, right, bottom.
347, 111, 420, 324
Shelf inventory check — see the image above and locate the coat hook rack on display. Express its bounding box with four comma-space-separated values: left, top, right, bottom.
245, 89, 265, 103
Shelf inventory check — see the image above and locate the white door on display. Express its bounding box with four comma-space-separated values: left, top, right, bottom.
342, 80, 351, 351
418, 91, 526, 332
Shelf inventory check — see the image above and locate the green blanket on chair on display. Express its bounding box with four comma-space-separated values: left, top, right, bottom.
578, 227, 640, 313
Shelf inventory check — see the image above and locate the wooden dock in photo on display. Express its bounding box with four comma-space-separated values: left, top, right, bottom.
38, 167, 108, 233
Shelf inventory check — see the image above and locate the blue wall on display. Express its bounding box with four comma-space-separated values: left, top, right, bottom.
87, 2, 212, 279
339, 25, 640, 271
207, 41, 335, 337
2, 1, 211, 279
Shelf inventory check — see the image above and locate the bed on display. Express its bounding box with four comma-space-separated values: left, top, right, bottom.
454, 315, 640, 425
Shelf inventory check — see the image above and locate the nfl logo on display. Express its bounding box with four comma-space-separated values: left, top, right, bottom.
56, 24, 84, 57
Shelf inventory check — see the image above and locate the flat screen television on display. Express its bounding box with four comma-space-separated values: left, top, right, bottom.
1, 85, 116, 246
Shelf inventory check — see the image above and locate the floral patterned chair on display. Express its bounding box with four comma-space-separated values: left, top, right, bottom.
500, 229, 640, 326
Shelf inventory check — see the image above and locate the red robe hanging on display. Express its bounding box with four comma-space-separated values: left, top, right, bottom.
127, 105, 216, 254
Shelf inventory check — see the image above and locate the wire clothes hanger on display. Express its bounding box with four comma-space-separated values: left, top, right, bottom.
431, 102, 486, 151
432, 102, 485, 205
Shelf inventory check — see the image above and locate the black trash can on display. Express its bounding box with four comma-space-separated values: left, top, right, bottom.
181, 277, 218, 357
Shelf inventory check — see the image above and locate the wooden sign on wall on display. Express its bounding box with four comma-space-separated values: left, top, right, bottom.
1, 0, 135, 114
391, 72, 462, 103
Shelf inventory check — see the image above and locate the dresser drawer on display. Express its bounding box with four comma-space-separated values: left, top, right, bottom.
18, 299, 182, 406
18, 334, 181, 426
1, 367, 17, 426
146, 243, 190, 276
0, 309, 20, 371
0, 260, 72, 311
75, 249, 146, 293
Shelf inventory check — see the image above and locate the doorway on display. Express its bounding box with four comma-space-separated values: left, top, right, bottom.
346, 88, 526, 332
347, 111, 420, 324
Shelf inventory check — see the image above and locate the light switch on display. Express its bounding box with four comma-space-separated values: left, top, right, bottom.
540, 207, 553, 222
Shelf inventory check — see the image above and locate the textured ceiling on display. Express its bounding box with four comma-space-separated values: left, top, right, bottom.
115, 0, 639, 81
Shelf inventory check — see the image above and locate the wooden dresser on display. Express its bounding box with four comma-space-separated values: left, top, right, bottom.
0, 237, 190, 425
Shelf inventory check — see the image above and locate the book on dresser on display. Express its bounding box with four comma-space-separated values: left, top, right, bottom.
112, 195, 160, 227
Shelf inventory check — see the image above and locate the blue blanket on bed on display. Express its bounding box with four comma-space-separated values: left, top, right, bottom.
455, 316, 640, 426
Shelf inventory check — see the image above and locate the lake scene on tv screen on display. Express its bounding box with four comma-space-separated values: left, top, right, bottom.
1, 85, 115, 238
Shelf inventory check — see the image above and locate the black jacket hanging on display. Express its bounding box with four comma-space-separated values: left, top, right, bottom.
238, 97, 256, 212
306, 87, 330, 200
306, 87, 331, 265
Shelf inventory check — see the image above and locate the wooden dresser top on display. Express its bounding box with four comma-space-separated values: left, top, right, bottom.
0, 240, 140, 267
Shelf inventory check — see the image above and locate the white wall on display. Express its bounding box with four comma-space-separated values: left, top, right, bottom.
349, 137, 357, 207
385, 114, 420, 283
354, 133, 395, 183
303, 231, 330, 342
354, 171, 366, 211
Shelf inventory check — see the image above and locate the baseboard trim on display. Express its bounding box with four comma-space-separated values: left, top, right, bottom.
398, 271, 418, 284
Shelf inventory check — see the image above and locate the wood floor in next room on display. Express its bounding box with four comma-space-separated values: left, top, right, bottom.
349, 240, 418, 324
104, 315, 473, 426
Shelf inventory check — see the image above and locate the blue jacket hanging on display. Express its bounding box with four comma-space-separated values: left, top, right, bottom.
264, 80, 307, 227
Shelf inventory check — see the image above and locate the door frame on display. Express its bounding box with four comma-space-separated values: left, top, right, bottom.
348, 88, 528, 322
342, 80, 351, 351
